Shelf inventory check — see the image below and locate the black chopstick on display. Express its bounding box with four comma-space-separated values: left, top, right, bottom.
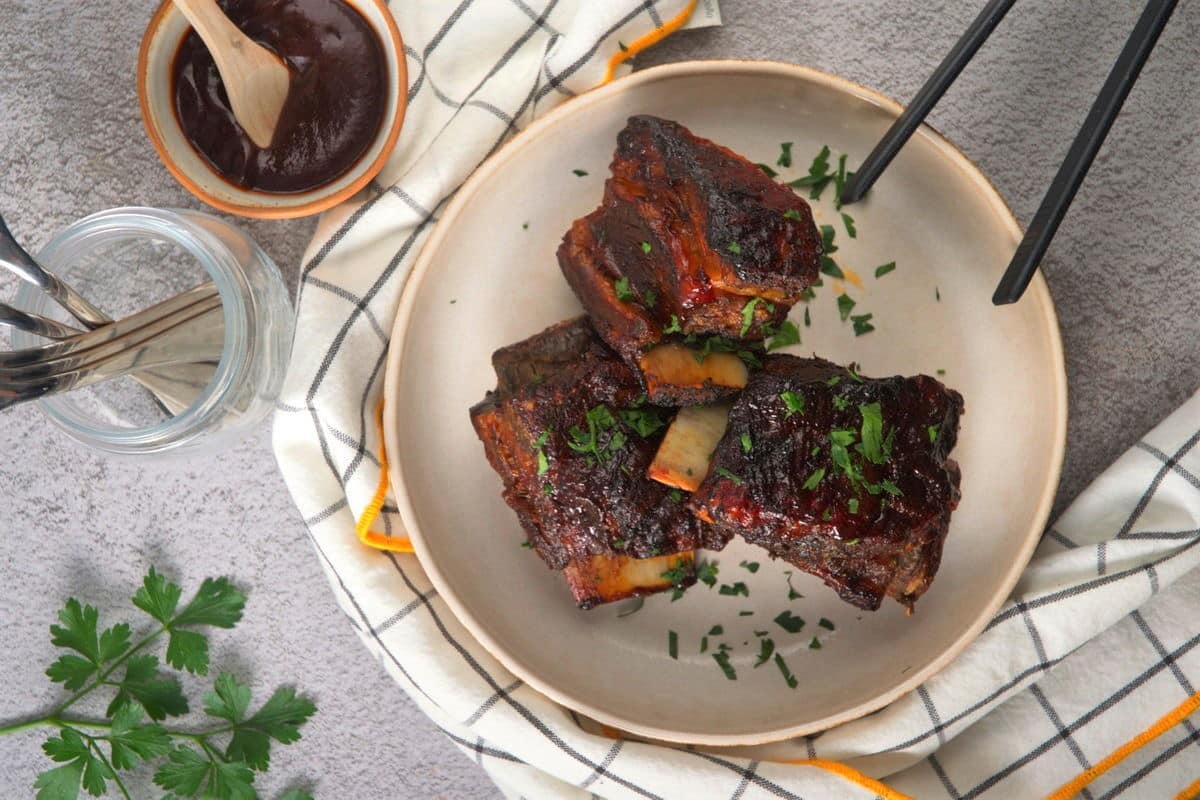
839, 0, 1017, 207
992, 0, 1178, 305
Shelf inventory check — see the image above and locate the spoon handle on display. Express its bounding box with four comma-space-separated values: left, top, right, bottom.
0, 213, 110, 328
0, 302, 84, 340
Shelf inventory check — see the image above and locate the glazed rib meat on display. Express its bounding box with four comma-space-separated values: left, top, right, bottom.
470, 317, 730, 608
558, 115, 823, 405
690, 355, 964, 612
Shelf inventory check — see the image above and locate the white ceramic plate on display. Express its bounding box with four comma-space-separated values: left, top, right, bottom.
384, 61, 1066, 745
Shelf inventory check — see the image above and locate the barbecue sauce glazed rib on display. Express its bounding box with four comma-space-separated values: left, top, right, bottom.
690, 355, 964, 612
558, 115, 822, 404
470, 318, 730, 607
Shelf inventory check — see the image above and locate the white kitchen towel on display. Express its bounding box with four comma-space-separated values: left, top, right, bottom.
272, 2, 1200, 798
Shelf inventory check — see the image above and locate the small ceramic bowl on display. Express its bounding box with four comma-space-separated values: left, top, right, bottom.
137, 0, 406, 219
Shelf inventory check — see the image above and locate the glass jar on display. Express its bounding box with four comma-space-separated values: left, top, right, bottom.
10, 207, 293, 455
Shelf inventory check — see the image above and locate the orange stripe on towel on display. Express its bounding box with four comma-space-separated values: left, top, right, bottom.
1046, 690, 1200, 800
776, 758, 914, 800
1174, 776, 1200, 800
355, 399, 413, 553
601, 0, 699, 85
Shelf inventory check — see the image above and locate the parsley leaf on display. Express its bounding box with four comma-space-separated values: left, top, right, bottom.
613, 276, 636, 302
572, 169, 588, 177
767, 320, 801, 351
858, 403, 887, 464
718, 582, 749, 597
740, 433, 753, 454
153, 745, 255, 799
851, 313, 875, 336
108, 703, 171, 770
697, 562, 719, 588
783, 208, 803, 221
712, 651, 737, 680
780, 391, 805, 417
875, 261, 896, 278
756, 163, 778, 178
777, 141, 793, 168
108, 654, 188, 721
715, 467, 745, 486
774, 653, 799, 688
821, 256, 844, 279
205, 676, 317, 771
740, 560, 760, 574
739, 297, 764, 337
663, 315, 682, 335
774, 610, 806, 633
640, 241, 652, 254
837, 293, 856, 321
819, 618, 836, 631
727, 242, 743, 256
668, 631, 679, 660
709, 625, 724, 636
620, 408, 667, 438
37, 727, 113, 799
928, 423, 941, 443
644, 289, 658, 307
842, 212, 857, 238
754, 638, 776, 668
802, 468, 826, 491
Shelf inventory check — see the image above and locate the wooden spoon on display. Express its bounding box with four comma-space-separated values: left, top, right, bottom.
172, 0, 291, 148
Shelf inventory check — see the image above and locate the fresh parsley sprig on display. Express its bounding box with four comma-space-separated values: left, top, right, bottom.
0, 568, 316, 800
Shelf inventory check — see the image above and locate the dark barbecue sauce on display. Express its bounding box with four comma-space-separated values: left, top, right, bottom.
172, 0, 387, 194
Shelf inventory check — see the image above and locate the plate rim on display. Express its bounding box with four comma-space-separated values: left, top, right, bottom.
382, 59, 1068, 745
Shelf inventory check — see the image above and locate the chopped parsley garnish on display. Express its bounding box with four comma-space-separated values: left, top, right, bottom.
774, 610, 806, 633
878, 480, 903, 496
804, 307, 812, 327
740, 433, 753, 454
875, 261, 896, 278
739, 560, 760, 574
821, 257, 844, 279
822, 507, 833, 521
718, 582, 749, 597
700, 636, 709, 653
833, 395, 849, 411
738, 610, 754, 616
522, 221, 529, 230
618, 40, 628, 51
535, 430, 550, 447
727, 242, 743, 256
740, 297, 765, 336
620, 407, 667, 438
848, 498, 860, 515
713, 650, 737, 680
937, 368, 947, 376
644, 289, 658, 308
572, 169, 588, 177
536, 449, 549, 476
767, 320, 801, 351
613, 276, 636, 302
781, 390, 805, 416
847, 364, 866, 383
757, 163, 779, 178
783, 208, 803, 221
928, 424, 941, 443
777, 141, 794, 167
858, 402, 888, 464
755, 637, 776, 667
663, 315, 683, 334
715, 467, 745, 486
819, 618, 836, 631
809, 636, 823, 650
936, 286, 942, 302
826, 376, 842, 387
842, 212, 857, 238
785, 571, 803, 600
669, 488, 685, 504
567, 405, 620, 464
520, 541, 534, 548
788, 145, 834, 199
774, 652, 799, 688
543, 483, 554, 495
833, 153, 850, 210
708, 625, 724, 636
802, 468, 826, 491
640, 241, 652, 254
837, 293, 856, 321
612, 539, 626, 549
668, 630, 678, 659
851, 313, 875, 336
697, 561, 719, 587
820, 224, 838, 254
617, 597, 644, 617
661, 558, 691, 602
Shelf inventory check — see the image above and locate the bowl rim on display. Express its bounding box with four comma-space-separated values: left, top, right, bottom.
382, 58, 1069, 745
137, 0, 407, 220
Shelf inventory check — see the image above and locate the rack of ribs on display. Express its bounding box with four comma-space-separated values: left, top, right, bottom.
558, 115, 823, 406
470, 317, 730, 608
689, 355, 964, 612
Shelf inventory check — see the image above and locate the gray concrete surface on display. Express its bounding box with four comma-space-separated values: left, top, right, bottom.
1, 1, 1197, 798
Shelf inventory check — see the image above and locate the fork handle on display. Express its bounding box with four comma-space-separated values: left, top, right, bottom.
0, 303, 84, 340
0, 214, 111, 328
